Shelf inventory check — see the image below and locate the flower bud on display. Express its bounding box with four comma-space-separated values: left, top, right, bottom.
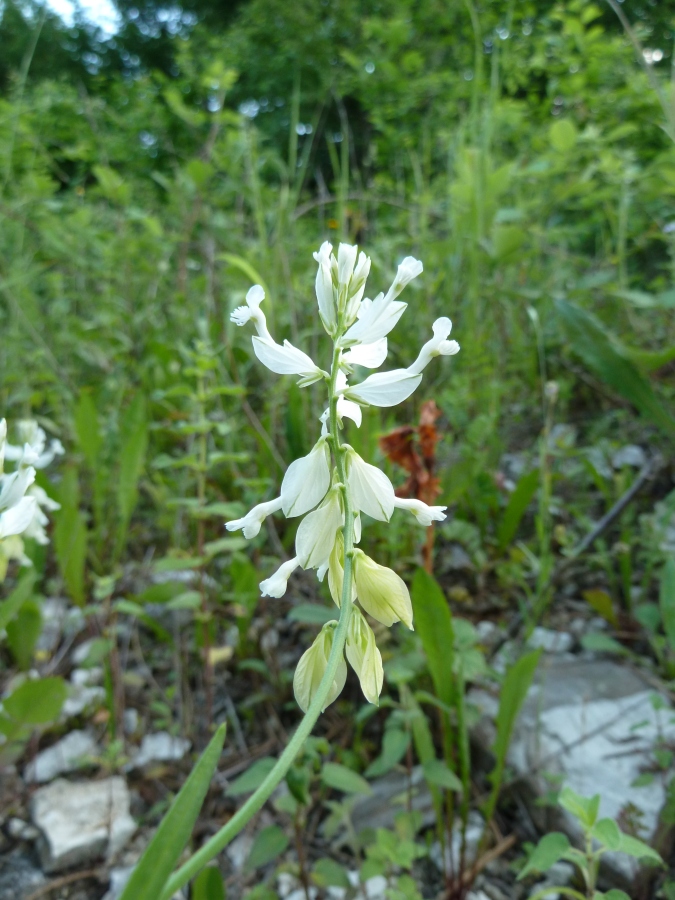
293, 621, 347, 713
314, 242, 337, 334
346, 607, 383, 705
353, 550, 413, 629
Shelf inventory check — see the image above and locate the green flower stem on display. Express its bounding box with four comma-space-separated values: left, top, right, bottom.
160, 341, 354, 900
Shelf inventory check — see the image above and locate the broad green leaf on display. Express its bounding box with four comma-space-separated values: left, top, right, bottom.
287, 603, 335, 625
592, 817, 621, 850
118, 724, 225, 900
411, 568, 454, 707
550, 119, 577, 152
518, 832, 570, 880
555, 299, 675, 439
497, 468, 539, 552
244, 825, 289, 871
226, 757, 276, 796
116, 393, 148, 552
616, 832, 663, 865
559, 787, 600, 828
312, 858, 351, 889
660, 559, 675, 651
7, 600, 42, 670
3, 677, 67, 725
365, 728, 410, 777
321, 762, 372, 795
0, 570, 36, 631
192, 866, 225, 900
422, 759, 462, 792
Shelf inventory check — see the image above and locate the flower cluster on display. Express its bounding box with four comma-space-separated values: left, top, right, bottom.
228, 243, 459, 711
0, 420, 63, 579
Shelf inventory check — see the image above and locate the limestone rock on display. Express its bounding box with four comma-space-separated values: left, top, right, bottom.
25, 730, 98, 783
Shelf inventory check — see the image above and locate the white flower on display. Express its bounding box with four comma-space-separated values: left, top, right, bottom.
340, 293, 407, 347
22, 485, 60, 545
344, 369, 422, 408
4, 421, 64, 469
345, 447, 395, 521
251, 336, 326, 386
280, 438, 331, 517
342, 337, 388, 369
0, 466, 36, 512
260, 556, 301, 598
296, 487, 344, 570
314, 241, 337, 334
230, 285, 272, 341
321, 372, 363, 428
346, 607, 383, 705
0, 496, 37, 540
394, 497, 447, 526
383, 256, 423, 302
293, 621, 347, 713
407, 318, 460, 375
226, 496, 283, 539
353, 550, 413, 629
337, 243, 359, 295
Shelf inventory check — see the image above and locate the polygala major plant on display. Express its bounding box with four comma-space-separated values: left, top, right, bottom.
142, 241, 460, 899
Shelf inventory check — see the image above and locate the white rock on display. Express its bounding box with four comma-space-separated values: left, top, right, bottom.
36, 599, 67, 653
527, 627, 574, 654
25, 731, 98, 783
72, 640, 97, 666
430, 811, 484, 873
364, 875, 388, 900
30, 777, 136, 873
130, 731, 191, 769
123, 708, 139, 735
612, 445, 646, 470
226, 831, 254, 871
6, 818, 39, 841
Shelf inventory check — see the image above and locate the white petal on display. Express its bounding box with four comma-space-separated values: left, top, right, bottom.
336, 396, 362, 428
226, 496, 283, 538
293, 623, 346, 713
383, 256, 423, 302
342, 338, 388, 369
345, 370, 422, 407
393, 497, 447, 526
281, 439, 331, 517
341, 294, 407, 346
315, 260, 337, 333
260, 557, 300, 598
296, 490, 344, 570
408, 317, 457, 374
440, 340, 460, 356
0, 496, 37, 538
346, 449, 395, 521
0, 466, 36, 511
252, 336, 323, 379
337, 243, 358, 287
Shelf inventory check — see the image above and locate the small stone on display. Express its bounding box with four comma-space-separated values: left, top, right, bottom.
36, 598, 67, 653
72, 639, 97, 666
6, 818, 39, 841
31, 777, 136, 873
527, 627, 574, 654
226, 831, 254, 872
25, 730, 98, 783
364, 875, 388, 900
612, 445, 646, 470
130, 732, 190, 769
123, 709, 139, 736
0, 851, 45, 899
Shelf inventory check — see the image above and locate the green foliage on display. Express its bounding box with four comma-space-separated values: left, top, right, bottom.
321, 762, 371, 795
192, 867, 225, 900
118, 724, 226, 900
244, 825, 289, 871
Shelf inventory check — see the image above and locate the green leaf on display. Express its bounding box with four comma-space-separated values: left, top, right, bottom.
660, 559, 675, 652
580, 633, 629, 656
603, 891, 632, 900
312, 858, 351, 889
550, 118, 578, 152
244, 825, 289, 871
558, 787, 600, 828
118, 724, 226, 900
321, 762, 372, 795
166, 591, 202, 610
365, 728, 411, 777
518, 832, 570, 880
287, 603, 335, 625
497, 468, 539, 551
422, 759, 462, 792
53, 468, 88, 606
616, 832, 663, 865
583, 589, 617, 627
74, 390, 102, 469
592, 818, 621, 850
285, 382, 309, 460
3, 677, 67, 725
7, 600, 42, 670
555, 299, 675, 439
192, 867, 225, 900
411, 568, 454, 708
116, 393, 148, 552
0, 570, 36, 631
226, 757, 276, 796
203, 536, 247, 558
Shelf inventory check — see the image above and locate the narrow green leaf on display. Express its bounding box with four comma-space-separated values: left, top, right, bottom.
555, 299, 675, 438
74, 390, 102, 469
118, 724, 226, 900
0, 570, 36, 631
580, 633, 630, 656
660, 559, 675, 651
116, 393, 148, 551
321, 762, 372, 795
53, 469, 88, 606
497, 468, 539, 551
411, 568, 454, 707
422, 759, 463, 792
244, 825, 289, 871
192, 866, 225, 900
3, 677, 67, 725
7, 600, 42, 670
226, 757, 276, 796
518, 832, 570, 880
